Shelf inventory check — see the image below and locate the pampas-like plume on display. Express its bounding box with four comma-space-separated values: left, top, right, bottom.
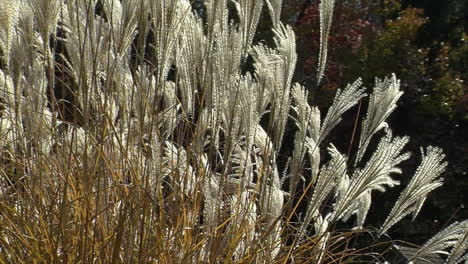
317, 0, 335, 84
446, 228, 468, 264
298, 144, 347, 241
28, 0, 61, 47
379, 146, 447, 236
409, 220, 468, 263
319, 78, 366, 143
332, 129, 410, 227
264, 0, 282, 27
356, 74, 403, 163
0, 0, 20, 66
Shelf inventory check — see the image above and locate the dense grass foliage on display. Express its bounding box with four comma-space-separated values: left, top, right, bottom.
0, 0, 466, 263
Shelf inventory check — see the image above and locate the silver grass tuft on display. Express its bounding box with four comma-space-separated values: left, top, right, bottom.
28, 0, 61, 48
356, 73, 404, 163
289, 84, 322, 201
252, 26, 296, 149
317, 0, 336, 84
409, 221, 468, 263
319, 78, 366, 143
0, 0, 21, 66
379, 146, 447, 236
446, 228, 468, 264
264, 0, 283, 27
232, 0, 263, 52
333, 129, 410, 227
298, 144, 347, 241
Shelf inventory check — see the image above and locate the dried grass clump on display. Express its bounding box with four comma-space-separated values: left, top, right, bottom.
0, 0, 465, 263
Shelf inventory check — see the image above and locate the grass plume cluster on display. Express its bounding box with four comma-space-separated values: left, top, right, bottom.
0, 0, 466, 263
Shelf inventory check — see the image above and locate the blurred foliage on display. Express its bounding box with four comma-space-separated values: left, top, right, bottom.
420, 42, 466, 119
403, 0, 467, 44
402, 0, 468, 119
358, 8, 428, 81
